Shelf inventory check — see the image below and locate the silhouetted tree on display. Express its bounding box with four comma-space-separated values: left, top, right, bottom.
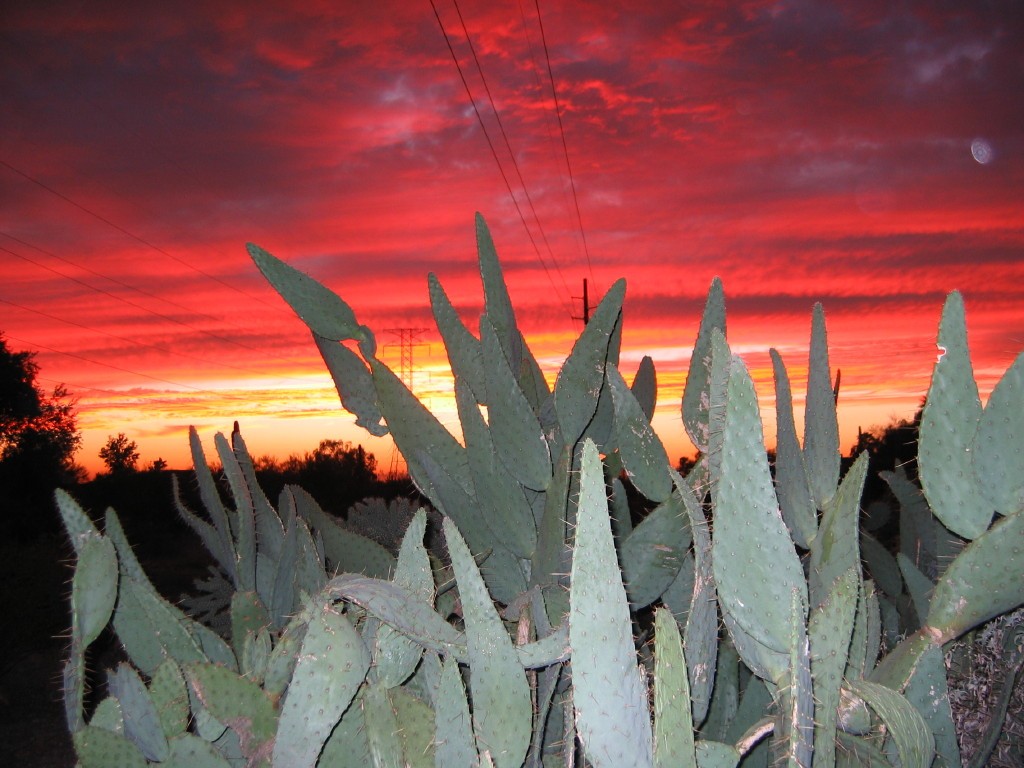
850, 401, 924, 502
254, 440, 380, 516
676, 455, 698, 476
99, 433, 140, 475
0, 332, 83, 538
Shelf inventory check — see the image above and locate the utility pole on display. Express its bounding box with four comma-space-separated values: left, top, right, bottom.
573, 278, 592, 325
382, 328, 430, 479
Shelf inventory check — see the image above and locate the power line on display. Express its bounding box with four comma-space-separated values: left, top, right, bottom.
429, 0, 575, 319
516, 0, 583, 266
1, 229, 257, 338
450, 0, 573, 311
0, 158, 285, 312
0, 238, 321, 377
534, 0, 594, 281
0, 295, 325, 387
2, 332, 334, 409
2, 331, 233, 395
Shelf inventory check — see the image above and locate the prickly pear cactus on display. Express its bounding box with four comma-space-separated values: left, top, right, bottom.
57, 213, 1022, 766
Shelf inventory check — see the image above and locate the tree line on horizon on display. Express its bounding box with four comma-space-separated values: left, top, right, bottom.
2, 331, 919, 541
1, 332, 398, 541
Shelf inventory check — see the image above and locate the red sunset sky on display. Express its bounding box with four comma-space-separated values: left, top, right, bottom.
2, 1, 1022, 477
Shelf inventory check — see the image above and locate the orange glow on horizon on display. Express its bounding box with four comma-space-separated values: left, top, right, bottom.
2, 2, 1021, 480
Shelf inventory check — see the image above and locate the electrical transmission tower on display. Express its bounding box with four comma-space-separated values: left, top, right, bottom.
383, 328, 430, 479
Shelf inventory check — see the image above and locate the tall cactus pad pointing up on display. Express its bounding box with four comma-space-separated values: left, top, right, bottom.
804, 302, 840, 509
682, 277, 726, 453
919, 291, 990, 539
444, 517, 532, 768
972, 350, 1024, 516
571, 439, 654, 767
713, 355, 807, 655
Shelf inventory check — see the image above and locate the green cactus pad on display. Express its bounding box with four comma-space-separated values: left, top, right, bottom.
263, 597, 314, 700
318, 687, 372, 768
713, 355, 807, 655
248, 242, 367, 343
778, 589, 813, 768
722, 677, 773, 746
294, 515, 327, 596
186, 427, 238, 582
694, 739, 740, 768
389, 687, 436, 768
475, 213, 520, 360
241, 627, 271, 684
363, 681, 405, 768
972, 350, 1024, 516
721, 597, 788, 686
609, 476, 633, 540
215, 431, 257, 591
682, 277, 726, 453
292, 485, 395, 578
429, 272, 486, 399
455, 377, 538, 559
435, 654, 478, 768
570, 439, 654, 767
809, 452, 868, 609
770, 348, 816, 549
672, 468, 718, 727
270, 511, 302, 627
230, 429, 283, 563
554, 279, 625, 446
632, 354, 657, 421
110, 662, 169, 762
531, 443, 573, 593
106, 505, 236, 674
113, 576, 208, 677
480, 316, 552, 491
701, 637, 739, 742
273, 598, 371, 767
653, 606, 697, 768
374, 509, 431, 687
706, 329, 731, 503
927, 505, 1024, 642
147, 659, 188, 738
918, 291, 990, 539
835, 731, 894, 767
329, 573, 464, 657
163, 733, 234, 768
89, 696, 124, 733
808, 568, 859, 768
804, 302, 841, 508
230, 590, 270, 663
844, 579, 870, 681
880, 467, 937, 576
444, 516, 531, 768
370, 355, 473, 497
848, 678, 935, 768
860, 532, 902, 599
620, 485, 691, 608
313, 331, 388, 436
897, 553, 934, 628
72, 532, 118, 649
608, 363, 672, 503
903, 644, 960, 768
55, 488, 103, 554
72, 725, 147, 768
185, 662, 277, 761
